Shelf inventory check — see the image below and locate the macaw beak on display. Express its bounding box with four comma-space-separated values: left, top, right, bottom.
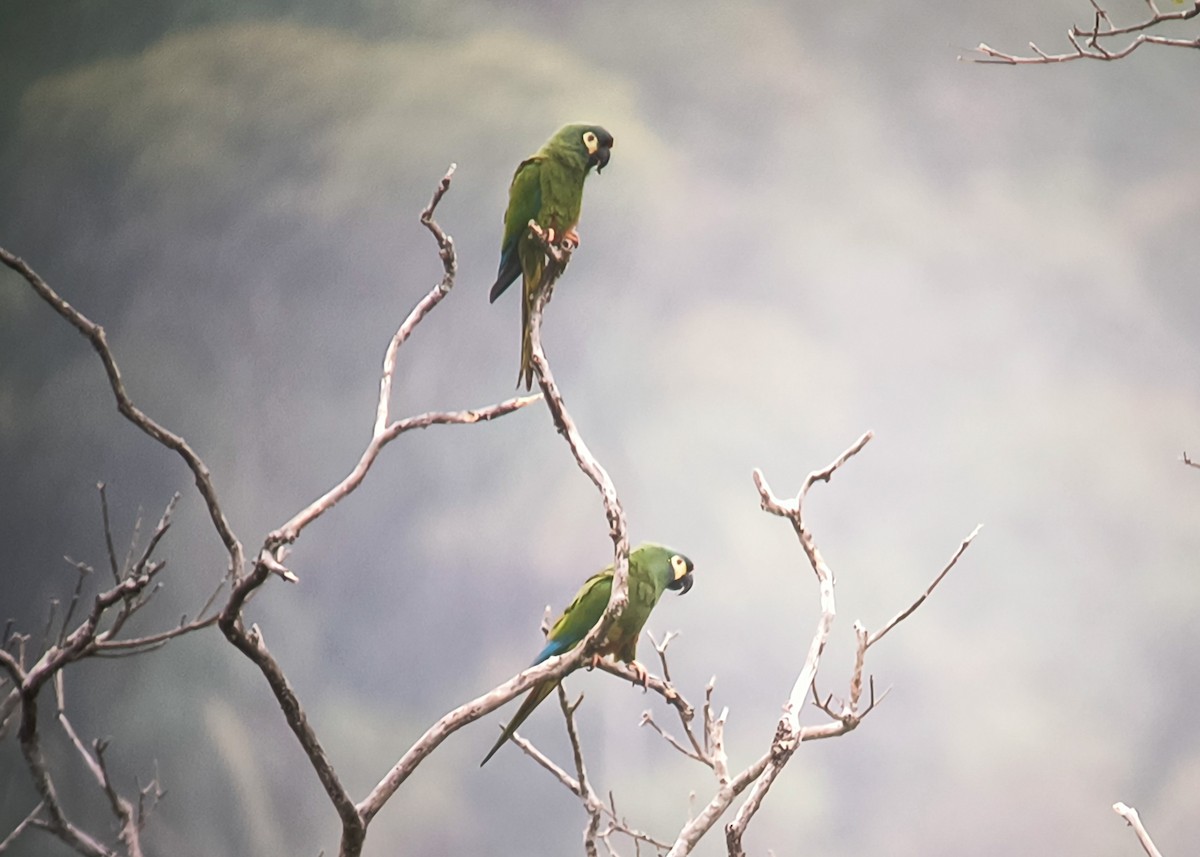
590, 145, 611, 174
669, 570, 693, 595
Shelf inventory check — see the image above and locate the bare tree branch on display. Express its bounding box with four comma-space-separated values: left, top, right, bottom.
663, 433, 978, 857
510, 730, 585, 796
93, 740, 147, 857
1113, 802, 1164, 857
0, 491, 189, 857
265, 165, 541, 561
639, 644, 710, 765
969, 0, 1199, 63
359, 646, 608, 830
93, 613, 220, 654
598, 656, 702, 748
54, 672, 106, 788
554, 687, 602, 857
665, 750, 775, 857
868, 524, 982, 648
510, 686, 676, 854
219, 618, 365, 852
0, 247, 246, 581
99, 484, 122, 585
266, 395, 538, 559
6, 649, 116, 857
0, 802, 44, 854
525, 221, 632, 661
56, 561, 91, 647
52, 671, 159, 853
1182, 451, 1200, 470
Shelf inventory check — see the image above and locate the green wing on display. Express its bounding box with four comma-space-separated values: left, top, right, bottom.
545, 570, 611, 651
489, 157, 542, 304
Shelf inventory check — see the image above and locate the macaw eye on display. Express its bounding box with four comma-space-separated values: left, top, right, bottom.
582, 131, 599, 153
670, 555, 688, 579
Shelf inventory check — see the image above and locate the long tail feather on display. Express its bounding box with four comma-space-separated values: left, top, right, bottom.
518, 277, 534, 390
480, 678, 559, 766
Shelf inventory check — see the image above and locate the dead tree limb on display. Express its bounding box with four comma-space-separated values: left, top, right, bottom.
1113, 802, 1165, 857
525, 221, 631, 664
970, 0, 1200, 63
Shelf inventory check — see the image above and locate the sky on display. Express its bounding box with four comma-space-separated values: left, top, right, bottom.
2, 1, 1200, 855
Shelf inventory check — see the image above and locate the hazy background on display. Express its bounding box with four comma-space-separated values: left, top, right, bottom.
2, 1, 1199, 855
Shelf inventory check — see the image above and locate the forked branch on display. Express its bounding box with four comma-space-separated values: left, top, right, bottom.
263, 165, 540, 564
667, 434, 978, 857
970, 0, 1200, 63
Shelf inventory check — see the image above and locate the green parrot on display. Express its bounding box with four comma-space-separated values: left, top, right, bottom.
488, 123, 615, 390
480, 543, 694, 766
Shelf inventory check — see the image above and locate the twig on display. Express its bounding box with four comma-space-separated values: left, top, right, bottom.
642, 632, 709, 763
53, 670, 153, 856
556, 687, 602, 857
510, 692, 674, 854
1182, 451, 1200, 470
0, 802, 43, 853
128, 494, 179, 579
98, 484, 121, 585
641, 711, 707, 764
54, 672, 105, 787
94, 740, 146, 857
56, 561, 91, 646
94, 613, 220, 653
597, 657, 698, 740
510, 731, 584, 796
969, 0, 1199, 63
1113, 802, 1164, 857
8, 655, 116, 856
868, 524, 982, 648
373, 164, 458, 436
120, 506, 144, 587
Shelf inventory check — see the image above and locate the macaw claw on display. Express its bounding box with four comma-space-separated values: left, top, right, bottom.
562, 227, 581, 249
629, 660, 649, 688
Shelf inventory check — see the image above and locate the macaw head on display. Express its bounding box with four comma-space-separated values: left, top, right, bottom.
667, 552, 695, 595
553, 124, 615, 174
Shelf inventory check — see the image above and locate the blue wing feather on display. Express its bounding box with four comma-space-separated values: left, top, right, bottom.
531, 636, 572, 665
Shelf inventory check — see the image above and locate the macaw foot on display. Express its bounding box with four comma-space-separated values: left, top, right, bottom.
629, 660, 649, 688
562, 227, 581, 249
588, 653, 603, 671
544, 227, 557, 245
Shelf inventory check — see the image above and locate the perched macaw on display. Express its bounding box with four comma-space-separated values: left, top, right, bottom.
480, 543, 694, 766
488, 123, 615, 390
